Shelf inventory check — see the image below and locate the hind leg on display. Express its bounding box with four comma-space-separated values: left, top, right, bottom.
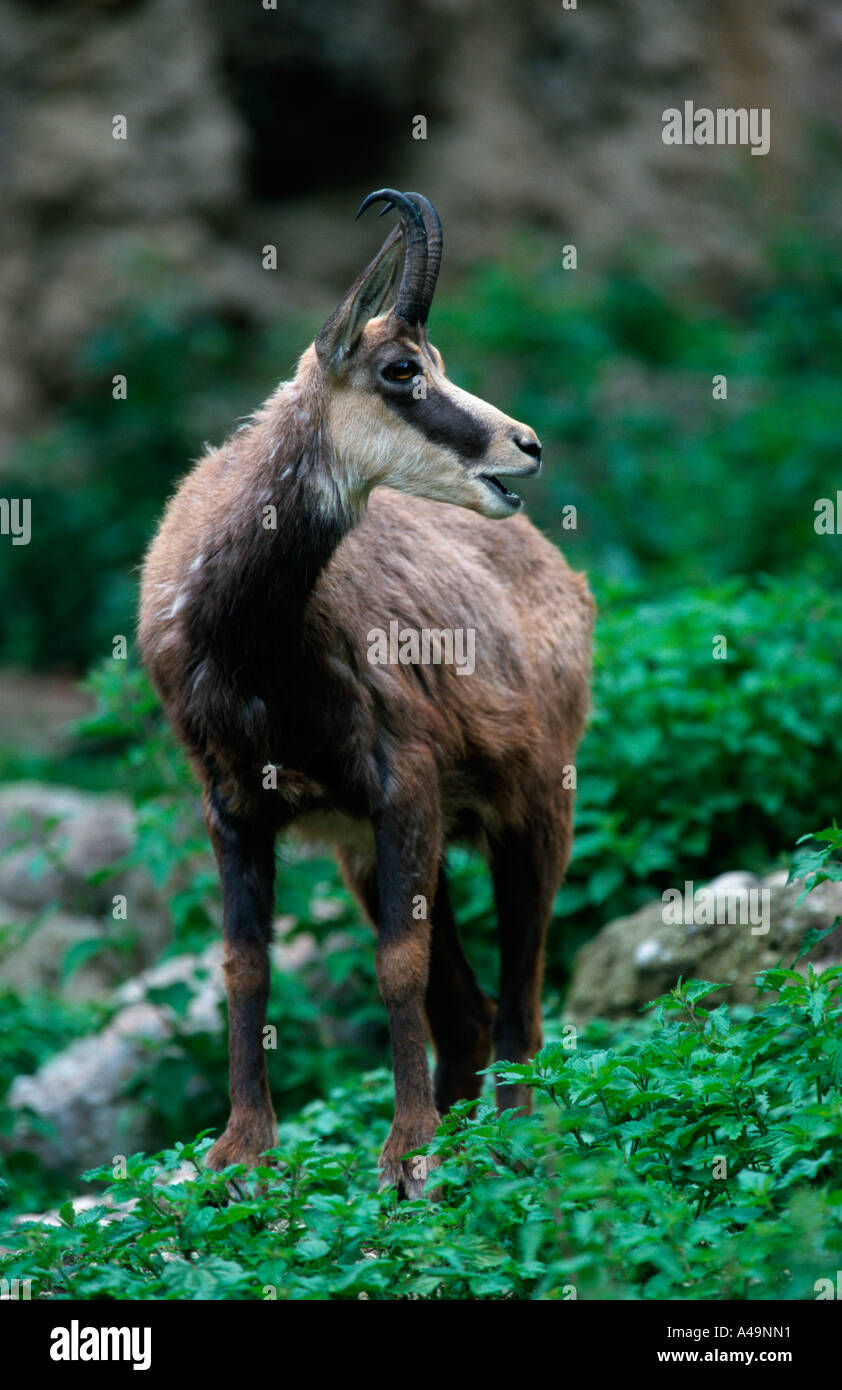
425, 868, 496, 1113
490, 807, 571, 1116
338, 851, 495, 1114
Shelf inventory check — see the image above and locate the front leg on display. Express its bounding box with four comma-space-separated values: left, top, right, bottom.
373, 765, 442, 1198
203, 782, 278, 1170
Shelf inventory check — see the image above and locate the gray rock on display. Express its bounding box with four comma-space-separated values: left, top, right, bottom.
565, 870, 842, 1023
0, 782, 133, 912
0, 904, 116, 1001
0, 783, 173, 990
8, 1003, 173, 1172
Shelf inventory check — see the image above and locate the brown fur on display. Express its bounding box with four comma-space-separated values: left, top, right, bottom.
138, 199, 594, 1196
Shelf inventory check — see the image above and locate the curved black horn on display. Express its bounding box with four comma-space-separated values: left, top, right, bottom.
356, 188, 432, 326
406, 192, 443, 316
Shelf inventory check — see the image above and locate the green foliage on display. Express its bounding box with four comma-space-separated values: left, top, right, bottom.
436, 232, 842, 587
789, 821, 842, 903
565, 572, 842, 929
3, 961, 841, 1300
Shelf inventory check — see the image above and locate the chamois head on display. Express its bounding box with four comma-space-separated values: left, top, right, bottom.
312, 189, 542, 519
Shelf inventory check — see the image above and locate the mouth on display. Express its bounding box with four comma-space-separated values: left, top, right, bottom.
478, 474, 524, 510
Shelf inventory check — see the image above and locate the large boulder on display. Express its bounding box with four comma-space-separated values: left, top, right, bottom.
565, 869, 842, 1023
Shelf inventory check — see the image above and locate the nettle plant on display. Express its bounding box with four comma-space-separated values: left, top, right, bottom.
790, 821, 842, 902
3, 911, 841, 1300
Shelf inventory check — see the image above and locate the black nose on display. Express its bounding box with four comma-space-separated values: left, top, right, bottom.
515, 435, 542, 461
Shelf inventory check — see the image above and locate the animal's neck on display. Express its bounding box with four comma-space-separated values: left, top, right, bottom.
198, 378, 368, 655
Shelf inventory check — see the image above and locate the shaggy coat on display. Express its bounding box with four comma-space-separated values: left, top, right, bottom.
138, 191, 594, 1195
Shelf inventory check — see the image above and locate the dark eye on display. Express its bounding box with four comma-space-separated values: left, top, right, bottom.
382, 359, 419, 383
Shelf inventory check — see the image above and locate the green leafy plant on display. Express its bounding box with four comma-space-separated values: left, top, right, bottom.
790, 822, 842, 902
3, 947, 841, 1300
563, 573, 842, 936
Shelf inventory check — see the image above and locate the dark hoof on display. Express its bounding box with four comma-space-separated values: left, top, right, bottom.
206, 1113, 277, 1172
378, 1112, 441, 1199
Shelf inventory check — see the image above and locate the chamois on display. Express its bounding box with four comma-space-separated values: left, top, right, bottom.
138, 190, 594, 1197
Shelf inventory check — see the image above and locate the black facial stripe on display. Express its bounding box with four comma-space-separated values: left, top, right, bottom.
382, 385, 492, 459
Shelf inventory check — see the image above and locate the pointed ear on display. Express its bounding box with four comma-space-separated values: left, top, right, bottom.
315, 225, 403, 369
